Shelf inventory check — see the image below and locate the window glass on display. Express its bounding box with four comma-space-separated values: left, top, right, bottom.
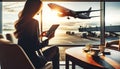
2, 2, 102, 45
42, 2, 101, 45
105, 2, 120, 42
2, 2, 25, 34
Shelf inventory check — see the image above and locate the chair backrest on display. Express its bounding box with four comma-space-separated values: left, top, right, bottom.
0, 39, 35, 69
106, 40, 120, 51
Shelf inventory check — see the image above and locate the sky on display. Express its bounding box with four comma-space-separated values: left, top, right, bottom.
105, 2, 120, 25
42, 2, 101, 28
2, 2, 120, 30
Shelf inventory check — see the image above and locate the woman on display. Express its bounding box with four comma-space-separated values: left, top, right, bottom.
14, 0, 59, 69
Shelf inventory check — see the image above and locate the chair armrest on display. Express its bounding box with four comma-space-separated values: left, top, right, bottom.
40, 62, 52, 69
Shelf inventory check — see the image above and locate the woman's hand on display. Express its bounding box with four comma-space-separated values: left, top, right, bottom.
40, 31, 55, 40
40, 31, 47, 37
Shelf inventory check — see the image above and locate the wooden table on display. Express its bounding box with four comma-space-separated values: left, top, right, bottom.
65, 47, 120, 69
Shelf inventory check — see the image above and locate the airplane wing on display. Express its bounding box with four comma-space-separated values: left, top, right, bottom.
90, 16, 100, 18
76, 10, 100, 13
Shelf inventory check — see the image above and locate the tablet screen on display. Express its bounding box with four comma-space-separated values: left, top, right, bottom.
46, 24, 59, 37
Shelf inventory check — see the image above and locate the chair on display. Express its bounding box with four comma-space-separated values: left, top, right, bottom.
0, 39, 52, 69
106, 40, 120, 51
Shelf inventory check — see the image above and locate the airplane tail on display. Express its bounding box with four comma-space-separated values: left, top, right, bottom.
86, 7, 92, 17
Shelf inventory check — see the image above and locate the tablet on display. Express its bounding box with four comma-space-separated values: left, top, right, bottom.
46, 24, 59, 37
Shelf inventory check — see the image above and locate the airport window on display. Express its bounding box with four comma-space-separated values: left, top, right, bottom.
42, 2, 101, 45
2, 2, 101, 45
2, 2, 25, 34
2, 1, 120, 46
2, 1, 120, 62
105, 2, 120, 43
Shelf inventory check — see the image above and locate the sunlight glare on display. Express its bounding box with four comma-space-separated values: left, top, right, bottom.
43, 10, 62, 25
33, 15, 40, 22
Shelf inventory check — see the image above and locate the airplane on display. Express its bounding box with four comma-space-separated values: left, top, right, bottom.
48, 3, 100, 19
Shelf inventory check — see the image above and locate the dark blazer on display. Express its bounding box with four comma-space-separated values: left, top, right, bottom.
18, 18, 47, 68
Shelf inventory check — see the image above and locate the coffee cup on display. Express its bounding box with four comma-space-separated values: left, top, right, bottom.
90, 48, 100, 56
85, 44, 92, 51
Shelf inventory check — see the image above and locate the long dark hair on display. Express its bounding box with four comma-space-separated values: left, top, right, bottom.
14, 0, 42, 38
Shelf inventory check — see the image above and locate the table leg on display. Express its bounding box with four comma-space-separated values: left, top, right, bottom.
72, 62, 75, 69
66, 54, 69, 69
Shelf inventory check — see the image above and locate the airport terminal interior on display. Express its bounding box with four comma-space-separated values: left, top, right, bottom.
0, 0, 120, 69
